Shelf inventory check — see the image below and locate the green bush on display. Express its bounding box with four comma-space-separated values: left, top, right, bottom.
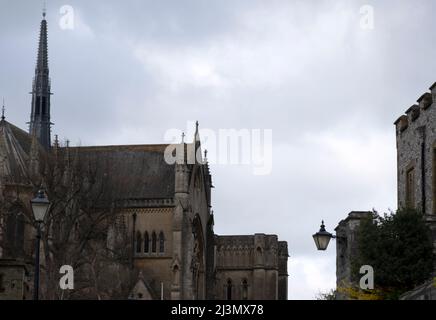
352, 208, 434, 299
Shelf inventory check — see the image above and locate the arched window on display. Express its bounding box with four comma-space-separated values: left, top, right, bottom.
5, 212, 25, 256
6, 214, 16, 248
241, 279, 248, 300
173, 265, 180, 285
144, 232, 149, 253
0, 274, 5, 293
16, 214, 24, 253
151, 231, 157, 253
226, 279, 232, 300
159, 231, 165, 253
135, 231, 142, 254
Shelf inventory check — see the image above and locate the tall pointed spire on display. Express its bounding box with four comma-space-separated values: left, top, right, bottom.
29, 8, 52, 150
36, 8, 49, 78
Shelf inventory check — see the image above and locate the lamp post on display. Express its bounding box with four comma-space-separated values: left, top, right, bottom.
312, 220, 336, 251
31, 189, 50, 300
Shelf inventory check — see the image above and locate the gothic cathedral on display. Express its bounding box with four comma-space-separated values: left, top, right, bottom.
0, 13, 288, 300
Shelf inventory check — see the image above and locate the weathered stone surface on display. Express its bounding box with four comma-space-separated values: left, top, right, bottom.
335, 211, 372, 299
0, 260, 29, 300
213, 234, 288, 300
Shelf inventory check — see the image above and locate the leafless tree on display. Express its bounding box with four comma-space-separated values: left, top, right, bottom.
1, 145, 137, 299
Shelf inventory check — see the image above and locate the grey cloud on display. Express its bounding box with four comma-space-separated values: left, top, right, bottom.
0, 0, 434, 299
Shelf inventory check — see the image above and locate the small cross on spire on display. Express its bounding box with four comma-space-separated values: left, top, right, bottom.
42, 1, 47, 18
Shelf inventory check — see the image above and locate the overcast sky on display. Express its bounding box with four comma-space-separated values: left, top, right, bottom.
1, 0, 436, 299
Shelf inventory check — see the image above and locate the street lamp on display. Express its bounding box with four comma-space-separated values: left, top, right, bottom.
312, 220, 336, 251
31, 189, 50, 300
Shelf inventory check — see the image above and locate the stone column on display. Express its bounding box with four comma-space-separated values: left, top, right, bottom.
253, 234, 266, 300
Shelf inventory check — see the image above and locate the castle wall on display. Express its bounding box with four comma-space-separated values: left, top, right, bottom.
395, 85, 435, 214
335, 211, 372, 299
335, 82, 436, 300
395, 82, 436, 259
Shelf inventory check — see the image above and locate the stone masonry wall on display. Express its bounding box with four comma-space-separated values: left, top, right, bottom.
395, 82, 436, 261
395, 83, 436, 214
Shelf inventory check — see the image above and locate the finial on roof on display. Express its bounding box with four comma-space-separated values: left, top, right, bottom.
194, 121, 200, 143
1, 98, 5, 121
181, 132, 185, 144
54, 134, 59, 148
204, 149, 208, 160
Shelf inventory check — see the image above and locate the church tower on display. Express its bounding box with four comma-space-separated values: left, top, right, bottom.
29, 10, 52, 150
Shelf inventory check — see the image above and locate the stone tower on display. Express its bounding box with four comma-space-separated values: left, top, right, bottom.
29, 11, 52, 150
394, 82, 436, 264
335, 211, 372, 298
334, 83, 436, 300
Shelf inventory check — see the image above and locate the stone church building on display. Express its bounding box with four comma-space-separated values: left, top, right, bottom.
335, 82, 436, 299
0, 13, 288, 300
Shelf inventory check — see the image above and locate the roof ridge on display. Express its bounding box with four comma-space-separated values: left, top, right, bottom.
62, 144, 171, 152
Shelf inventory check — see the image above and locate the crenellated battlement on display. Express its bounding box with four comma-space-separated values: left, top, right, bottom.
394, 82, 436, 134
395, 80, 436, 218
394, 81, 436, 279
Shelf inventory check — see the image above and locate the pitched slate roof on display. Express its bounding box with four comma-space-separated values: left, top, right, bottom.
0, 120, 35, 184
63, 144, 176, 201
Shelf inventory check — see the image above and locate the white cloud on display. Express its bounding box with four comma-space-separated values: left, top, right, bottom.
133, 45, 226, 90
65, 7, 95, 39
302, 126, 396, 183
289, 255, 336, 300
131, 1, 366, 92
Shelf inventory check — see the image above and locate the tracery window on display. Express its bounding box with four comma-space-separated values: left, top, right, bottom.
144, 231, 149, 253
135, 231, 142, 254
226, 279, 232, 300
159, 231, 165, 253
152, 231, 157, 253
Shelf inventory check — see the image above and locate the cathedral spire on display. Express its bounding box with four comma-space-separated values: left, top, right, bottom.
29, 9, 52, 150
